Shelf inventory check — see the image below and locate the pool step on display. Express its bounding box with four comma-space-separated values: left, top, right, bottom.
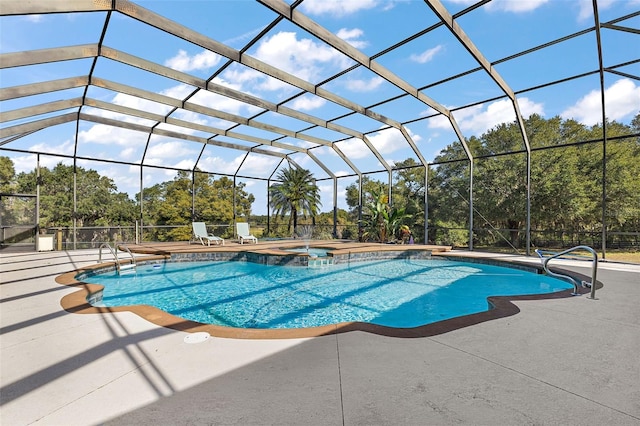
308, 257, 333, 268
118, 263, 137, 274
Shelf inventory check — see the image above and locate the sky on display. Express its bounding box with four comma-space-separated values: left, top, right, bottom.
1, 0, 639, 216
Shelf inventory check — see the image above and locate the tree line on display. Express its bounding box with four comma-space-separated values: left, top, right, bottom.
346, 113, 639, 248
1, 113, 638, 248
0, 164, 254, 242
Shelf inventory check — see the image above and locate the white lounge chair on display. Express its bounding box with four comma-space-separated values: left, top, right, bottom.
192, 222, 224, 246
236, 222, 257, 244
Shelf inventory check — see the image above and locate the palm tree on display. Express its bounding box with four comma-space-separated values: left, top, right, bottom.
269, 167, 322, 235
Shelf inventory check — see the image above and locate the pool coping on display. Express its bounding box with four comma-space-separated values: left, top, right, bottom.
56, 245, 600, 339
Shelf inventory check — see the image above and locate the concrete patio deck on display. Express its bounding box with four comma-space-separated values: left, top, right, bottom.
1, 246, 639, 425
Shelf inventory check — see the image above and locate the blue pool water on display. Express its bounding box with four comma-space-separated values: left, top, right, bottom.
284, 247, 329, 257
86, 259, 571, 329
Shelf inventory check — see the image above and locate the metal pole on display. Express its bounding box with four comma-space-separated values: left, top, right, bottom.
331, 177, 337, 238
358, 174, 363, 241
36, 154, 40, 251
191, 171, 196, 221
526, 150, 531, 256
424, 164, 429, 244
233, 176, 237, 237
266, 179, 271, 235
592, 0, 608, 260
139, 165, 143, 243
469, 159, 474, 251
388, 169, 393, 206
73, 169, 77, 250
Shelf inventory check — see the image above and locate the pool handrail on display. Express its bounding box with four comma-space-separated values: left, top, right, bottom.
98, 242, 137, 273
535, 246, 598, 299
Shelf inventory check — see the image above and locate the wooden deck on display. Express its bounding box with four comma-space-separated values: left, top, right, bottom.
122, 239, 452, 257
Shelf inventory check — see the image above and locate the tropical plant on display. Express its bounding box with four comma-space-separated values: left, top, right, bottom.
269, 167, 321, 236
360, 186, 411, 243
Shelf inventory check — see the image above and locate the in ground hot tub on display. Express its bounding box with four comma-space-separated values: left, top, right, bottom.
283, 247, 329, 257
282, 246, 333, 266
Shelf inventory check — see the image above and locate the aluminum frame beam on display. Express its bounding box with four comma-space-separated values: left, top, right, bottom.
258, 0, 473, 163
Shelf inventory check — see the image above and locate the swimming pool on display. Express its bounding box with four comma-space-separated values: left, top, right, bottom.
83, 258, 572, 330
282, 247, 329, 257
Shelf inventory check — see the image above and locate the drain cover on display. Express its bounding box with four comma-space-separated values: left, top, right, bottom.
183, 332, 210, 344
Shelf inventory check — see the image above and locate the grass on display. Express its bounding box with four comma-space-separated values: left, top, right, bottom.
602, 250, 640, 264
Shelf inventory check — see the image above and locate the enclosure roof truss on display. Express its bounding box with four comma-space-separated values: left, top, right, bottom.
0, 0, 637, 182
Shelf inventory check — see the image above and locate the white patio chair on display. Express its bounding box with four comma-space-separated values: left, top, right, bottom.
192, 222, 224, 246
236, 222, 257, 244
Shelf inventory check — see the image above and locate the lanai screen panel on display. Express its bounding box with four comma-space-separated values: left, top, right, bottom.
333, 137, 386, 172
76, 120, 148, 164
296, 0, 438, 56
1, 0, 638, 219
308, 145, 359, 178
322, 66, 407, 111
235, 151, 284, 180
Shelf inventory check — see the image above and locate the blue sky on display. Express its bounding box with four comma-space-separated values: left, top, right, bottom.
1, 0, 639, 216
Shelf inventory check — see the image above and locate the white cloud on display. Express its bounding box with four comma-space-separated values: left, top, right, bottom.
120, 147, 137, 161
78, 123, 149, 147
144, 141, 198, 167
561, 78, 640, 126
164, 49, 222, 72
9, 143, 73, 174
335, 127, 419, 159
290, 94, 326, 111
446, 0, 548, 13
199, 153, 279, 176
155, 121, 204, 135
336, 28, 368, 49
78, 93, 172, 145
576, 0, 616, 21
216, 31, 356, 94
221, 66, 264, 87
319, 183, 333, 193
410, 45, 443, 64
24, 15, 44, 23
113, 92, 173, 115
218, 31, 356, 95
301, 0, 378, 16
428, 97, 544, 135
160, 83, 198, 100
189, 82, 262, 117
318, 146, 338, 156
79, 163, 140, 194
252, 31, 352, 83
172, 159, 197, 170
345, 76, 384, 92
334, 138, 370, 159
576, 0, 594, 21
296, 140, 317, 150
240, 155, 280, 175
77, 84, 226, 155
369, 127, 419, 155
222, 25, 266, 47
488, 0, 549, 13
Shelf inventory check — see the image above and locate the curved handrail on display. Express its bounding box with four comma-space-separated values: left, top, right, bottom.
98, 243, 118, 266
535, 246, 598, 299
116, 243, 137, 270
98, 242, 136, 273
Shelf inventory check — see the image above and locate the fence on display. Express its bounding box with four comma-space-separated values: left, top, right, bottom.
2, 221, 637, 255
434, 226, 639, 253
